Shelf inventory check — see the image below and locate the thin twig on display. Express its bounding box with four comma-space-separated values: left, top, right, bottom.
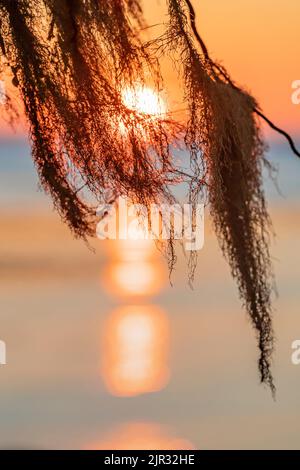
255, 109, 300, 157
185, 0, 209, 60
184, 0, 300, 158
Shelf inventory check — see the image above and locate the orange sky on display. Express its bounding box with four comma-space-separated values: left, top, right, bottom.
0, 0, 299, 139
144, 0, 300, 138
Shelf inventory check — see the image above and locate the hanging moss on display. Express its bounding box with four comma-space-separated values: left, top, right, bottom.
0, 0, 181, 237
1, 0, 300, 395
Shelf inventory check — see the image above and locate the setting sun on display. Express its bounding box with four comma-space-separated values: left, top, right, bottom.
122, 86, 166, 116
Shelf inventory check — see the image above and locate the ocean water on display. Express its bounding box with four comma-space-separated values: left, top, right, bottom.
0, 137, 299, 210
0, 138, 47, 209
0, 137, 300, 450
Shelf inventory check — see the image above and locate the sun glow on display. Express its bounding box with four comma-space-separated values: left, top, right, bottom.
103, 259, 165, 297
122, 85, 166, 116
85, 422, 195, 450
101, 305, 170, 397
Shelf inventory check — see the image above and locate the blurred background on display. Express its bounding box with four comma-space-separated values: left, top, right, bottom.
0, 0, 300, 450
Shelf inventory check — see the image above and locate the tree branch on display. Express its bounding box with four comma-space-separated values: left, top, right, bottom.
184, 0, 300, 158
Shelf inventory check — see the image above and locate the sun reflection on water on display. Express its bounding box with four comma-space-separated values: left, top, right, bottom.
102, 259, 166, 298
85, 422, 195, 450
101, 305, 170, 397
100, 198, 170, 397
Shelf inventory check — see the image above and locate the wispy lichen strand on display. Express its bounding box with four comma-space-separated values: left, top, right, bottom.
162, 0, 275, 394
2, 0, 296, 395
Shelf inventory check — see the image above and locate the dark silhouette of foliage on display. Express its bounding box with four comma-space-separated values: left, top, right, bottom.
1, 0, 299, 395
0, 0, 181, 237
162, 0, 275, 394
